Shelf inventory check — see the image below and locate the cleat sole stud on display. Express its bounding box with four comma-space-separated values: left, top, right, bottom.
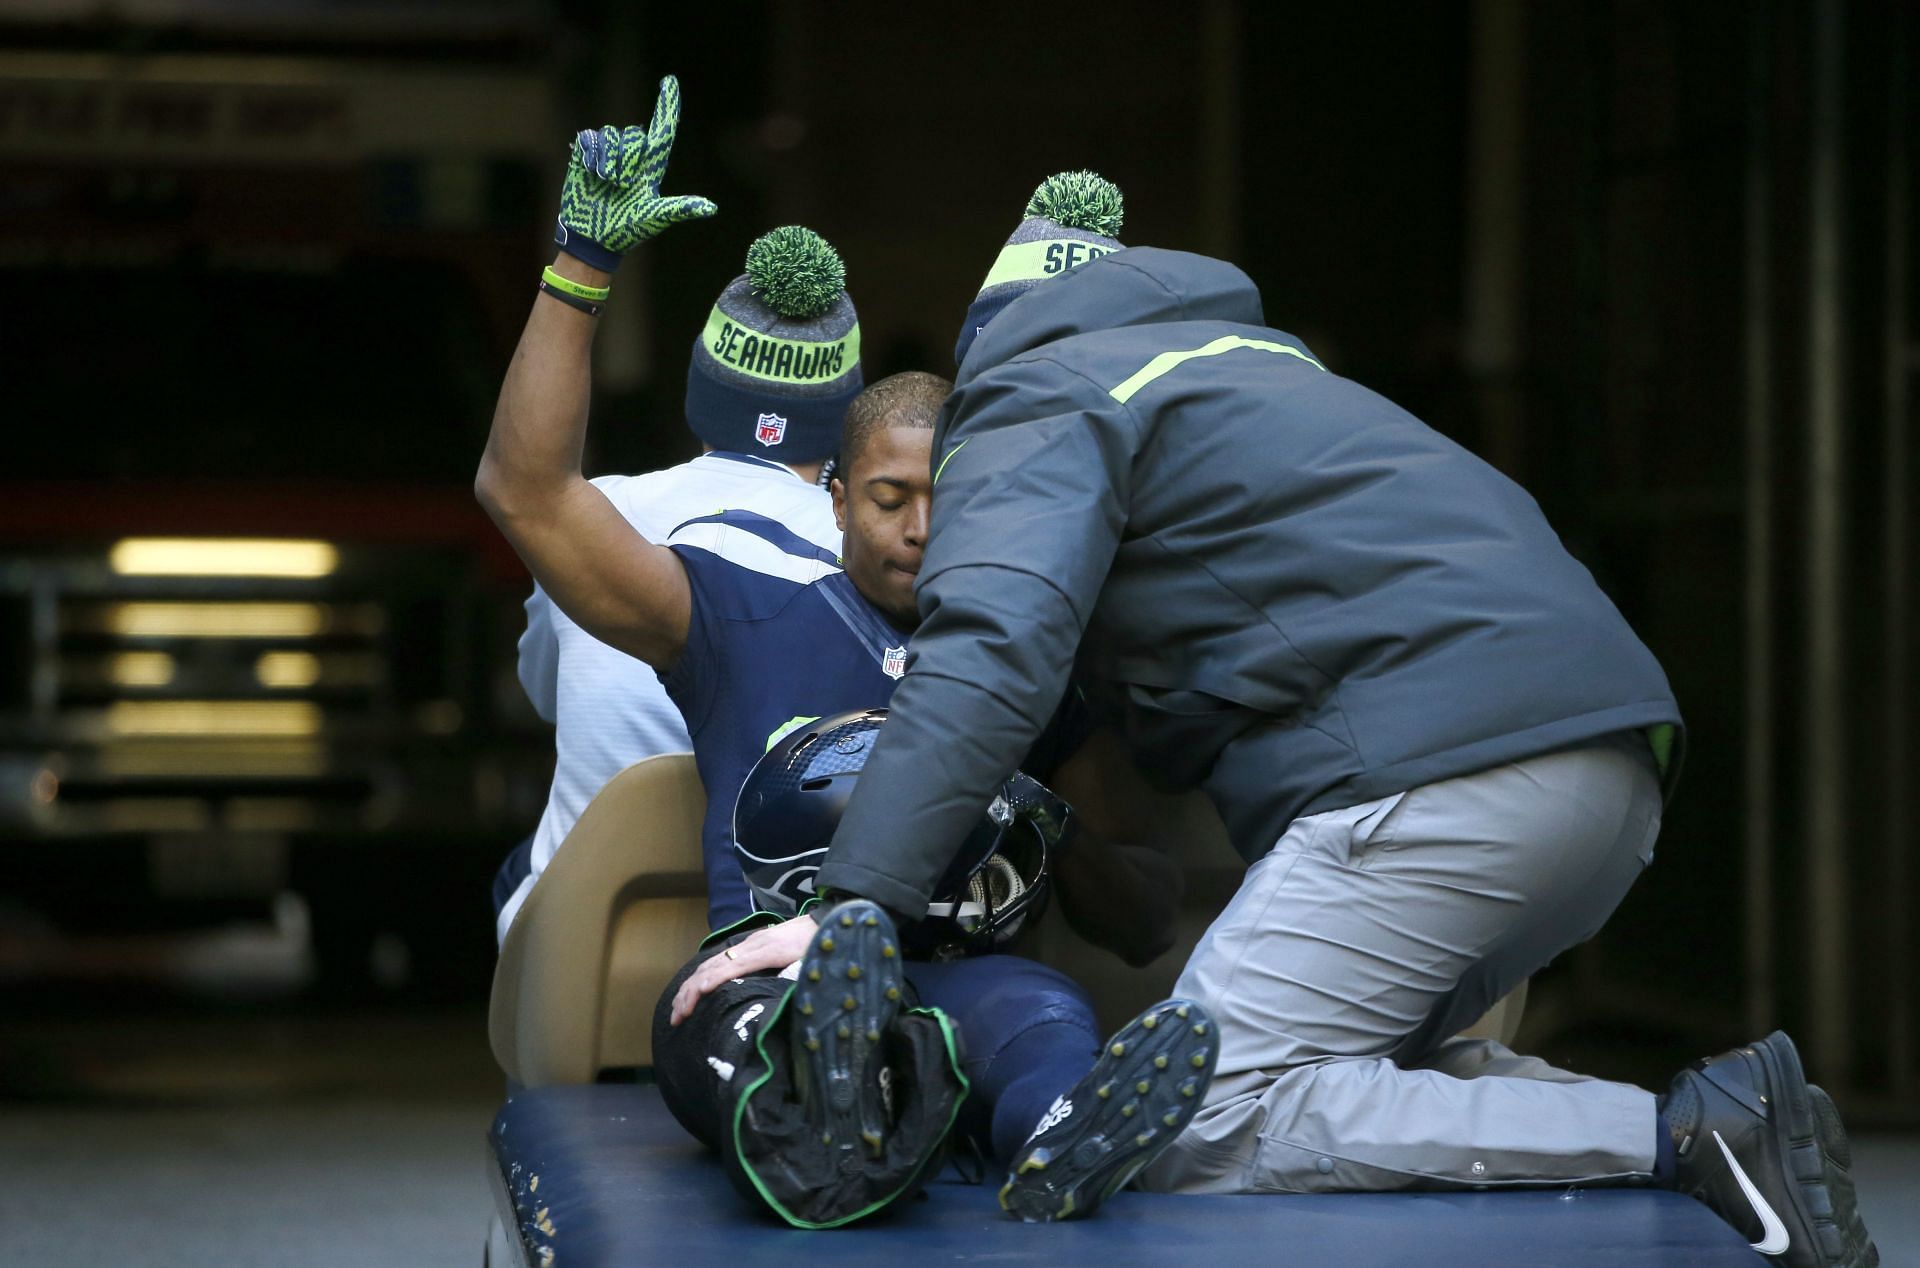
847, 965, 862, 979
1097, 1083, 1113, 1099
1175, 1006, 1190, 1019
819, 938, 834, 953
808, 969, 821, 982
1141, 1015, 1158, 1030
1154, 1055, 1168, 1069
840, 913, 854, 927
843, 996, 858, 1011
1110, 1042, 1127, 1057
1136, 1080, 1151, 1094
885, 987, 901, 1001
1191, 1053, 1208, 1068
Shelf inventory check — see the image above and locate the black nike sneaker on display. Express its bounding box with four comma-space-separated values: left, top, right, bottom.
1663, 1030, 1878, 1266
726, 902, 969, 1229
1000, 998, 1219, 1222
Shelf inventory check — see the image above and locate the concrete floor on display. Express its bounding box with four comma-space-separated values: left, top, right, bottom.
0, 991, 501, 1268
0, 1097, 496, 1268
0, 926, 1915, 1267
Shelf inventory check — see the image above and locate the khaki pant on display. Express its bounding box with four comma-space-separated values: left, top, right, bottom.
1139, 732, 1664, 1194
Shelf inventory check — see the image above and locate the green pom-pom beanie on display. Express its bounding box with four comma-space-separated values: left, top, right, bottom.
687, 225, 863, 461
955, 171, 1126, 367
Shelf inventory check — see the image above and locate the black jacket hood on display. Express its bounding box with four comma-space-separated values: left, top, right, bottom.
956, 247, 1267, 387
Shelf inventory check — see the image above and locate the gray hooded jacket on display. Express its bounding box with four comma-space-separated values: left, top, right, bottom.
816, 247, 1683, 917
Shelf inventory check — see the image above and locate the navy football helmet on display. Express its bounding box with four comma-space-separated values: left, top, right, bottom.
732, 707, 1061, 955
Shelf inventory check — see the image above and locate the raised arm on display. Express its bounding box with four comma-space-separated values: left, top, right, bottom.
474, 76, 716, 670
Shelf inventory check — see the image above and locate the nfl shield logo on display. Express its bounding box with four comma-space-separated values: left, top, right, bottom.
882, 646, 907, 679
755, 412, 788, 447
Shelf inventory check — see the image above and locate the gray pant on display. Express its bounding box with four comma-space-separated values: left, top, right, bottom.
1138, 732, 1664, 1194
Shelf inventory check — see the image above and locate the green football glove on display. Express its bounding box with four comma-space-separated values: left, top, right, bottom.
554, 75, 717, 271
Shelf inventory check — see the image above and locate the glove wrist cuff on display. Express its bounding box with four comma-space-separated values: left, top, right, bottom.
553, 220, 624, 273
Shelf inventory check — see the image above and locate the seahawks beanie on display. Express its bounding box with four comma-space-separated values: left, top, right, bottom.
954, 171, 1125, 368
686, 226, 863, 461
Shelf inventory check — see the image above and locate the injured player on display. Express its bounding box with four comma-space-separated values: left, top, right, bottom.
475, 78, 1214, 1228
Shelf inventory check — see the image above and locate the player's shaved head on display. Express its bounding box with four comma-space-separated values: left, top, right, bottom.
830, 371, 948, 628
840, 371, 951, 475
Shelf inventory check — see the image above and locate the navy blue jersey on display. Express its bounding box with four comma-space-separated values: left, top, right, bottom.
661, 510, 1089, 929
663, 512, 914, 927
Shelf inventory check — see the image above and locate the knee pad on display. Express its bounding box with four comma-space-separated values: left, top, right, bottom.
651, 942, 797, 1151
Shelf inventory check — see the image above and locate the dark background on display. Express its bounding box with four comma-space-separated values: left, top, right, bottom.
0, 0, 1913, 1136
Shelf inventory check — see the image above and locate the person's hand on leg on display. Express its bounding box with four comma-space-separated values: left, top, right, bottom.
671, 915, 817, 1023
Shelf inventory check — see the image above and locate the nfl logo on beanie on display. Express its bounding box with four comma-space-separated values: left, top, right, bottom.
686, 226, 863, 462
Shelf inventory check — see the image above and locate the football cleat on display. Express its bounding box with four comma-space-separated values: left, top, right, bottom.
787, 901, 905, 1160
728, 901, 967, 1229
999, 998, 1218, 1222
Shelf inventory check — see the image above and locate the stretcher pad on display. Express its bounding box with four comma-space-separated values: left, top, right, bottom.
487, 1084, 1762, 1267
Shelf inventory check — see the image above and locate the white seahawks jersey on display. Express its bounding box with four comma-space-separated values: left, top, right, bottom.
496, 451, 839, 946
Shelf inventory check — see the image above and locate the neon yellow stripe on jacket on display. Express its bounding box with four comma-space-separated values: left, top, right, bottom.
1109, 335, 1325, 404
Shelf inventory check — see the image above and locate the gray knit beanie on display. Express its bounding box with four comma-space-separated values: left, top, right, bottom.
686, 226, 863, 461
954, 171, 1126, 367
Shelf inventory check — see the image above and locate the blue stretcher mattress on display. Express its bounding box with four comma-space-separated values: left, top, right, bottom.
487, 1084, 1762, 1267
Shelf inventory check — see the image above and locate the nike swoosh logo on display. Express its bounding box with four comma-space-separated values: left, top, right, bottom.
1714, 1129, 1791, 1255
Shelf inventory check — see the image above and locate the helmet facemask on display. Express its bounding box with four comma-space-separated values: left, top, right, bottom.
732, 708, 1056, 956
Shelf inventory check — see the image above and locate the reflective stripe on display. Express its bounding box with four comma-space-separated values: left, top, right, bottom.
978, 238, 1120, 292
1109, 335, 1326, 403
700, 304, 861, 385
933, 437, 970, 484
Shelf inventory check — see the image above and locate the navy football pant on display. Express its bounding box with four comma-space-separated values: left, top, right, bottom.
907, 955, 1101, 1164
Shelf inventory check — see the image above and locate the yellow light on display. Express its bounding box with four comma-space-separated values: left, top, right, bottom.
109, 537, 339, 578
100, 799, 213, 832
106, 602, 328, 639
106, 700, 322, 737
109, 651, 177, 687
100, 740, 326, 779
255, 651, 321, 689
